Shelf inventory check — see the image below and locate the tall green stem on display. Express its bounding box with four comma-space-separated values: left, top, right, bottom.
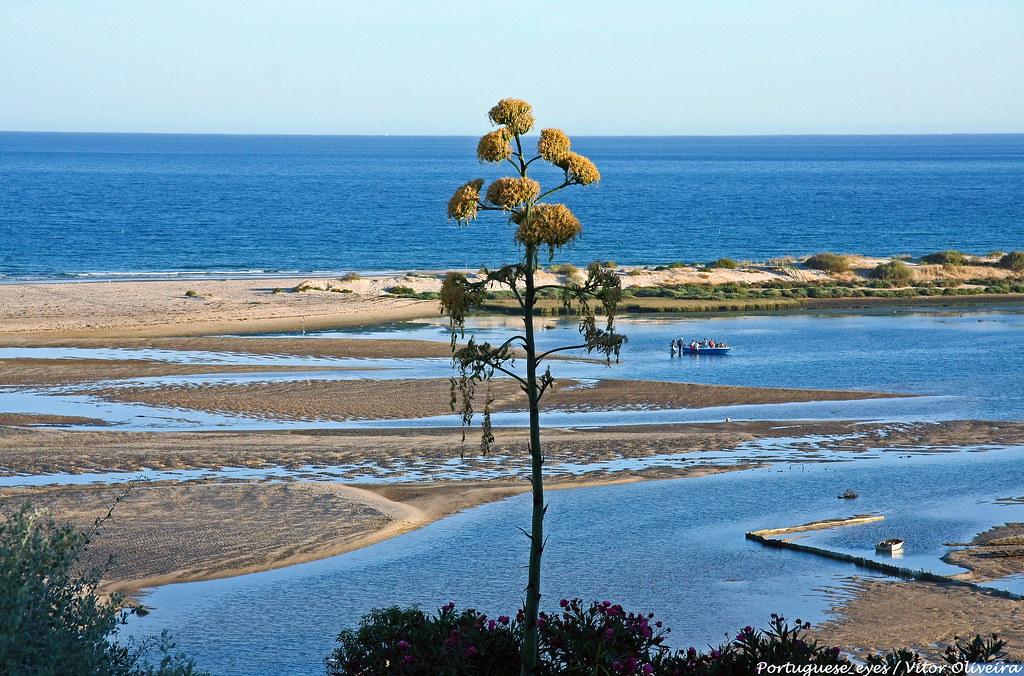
520, 242, 544, 676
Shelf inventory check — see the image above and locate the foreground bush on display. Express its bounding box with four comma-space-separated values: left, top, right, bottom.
0, 504, 204, 676
708, 258, 739, 270
327, 600, 1007, 675
804, 253, 851, 273
999, 251, 1024, 272
871, 260, 913, 282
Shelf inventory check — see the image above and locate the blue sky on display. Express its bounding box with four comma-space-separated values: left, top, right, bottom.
1, 1, 1021, 135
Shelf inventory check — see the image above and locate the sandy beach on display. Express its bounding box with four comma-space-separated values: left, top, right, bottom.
2, 257, 1020, 339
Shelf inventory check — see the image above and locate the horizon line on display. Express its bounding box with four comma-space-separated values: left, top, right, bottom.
2, 129, 1024, 139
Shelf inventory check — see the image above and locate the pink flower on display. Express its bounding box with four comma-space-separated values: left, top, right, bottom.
643, 665, 654, 675
465, 645, 478, 658
487, 620, 496, 631
402, 655, 415, 664
498, 615, 510, 625
559, 598, 570, 608
397, 640, 410, 651
605, 628, 615, 639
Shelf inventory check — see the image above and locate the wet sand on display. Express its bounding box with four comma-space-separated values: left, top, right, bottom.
0, 470, 733, 594
945, 522, 1024, 581
6, 420, 1019, 478
817, 578, 1024, 661
81, 377, 898, 422
0, 413, 109, 427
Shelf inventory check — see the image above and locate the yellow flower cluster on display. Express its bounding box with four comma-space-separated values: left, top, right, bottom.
486, 177, 541, 210
562, 152, 601, 185
487, 98, 534, 136
447, 179, 483, 223
477, 128, 512, 163
514, 203, 581, 253
537, 128, 571, 163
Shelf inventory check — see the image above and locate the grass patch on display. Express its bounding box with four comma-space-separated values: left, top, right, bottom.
707, 258, 738, 269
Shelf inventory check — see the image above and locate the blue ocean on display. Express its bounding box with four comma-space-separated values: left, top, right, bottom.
1, 133, 1021, 279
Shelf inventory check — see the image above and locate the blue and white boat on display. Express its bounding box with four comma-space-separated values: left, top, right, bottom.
681, 345, 731, 355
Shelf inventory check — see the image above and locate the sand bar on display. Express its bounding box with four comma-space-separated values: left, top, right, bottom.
79, 377, 899, 422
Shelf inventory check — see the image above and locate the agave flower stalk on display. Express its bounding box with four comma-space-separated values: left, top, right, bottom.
443, 98, 625, 676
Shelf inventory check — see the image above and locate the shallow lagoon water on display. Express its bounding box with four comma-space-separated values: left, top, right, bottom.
325, 308, 1024, 419
3, 308, 1023, 429
123, 446, 1024, 676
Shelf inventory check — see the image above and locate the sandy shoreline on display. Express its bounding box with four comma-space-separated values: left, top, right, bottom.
2, 260, 1020, 339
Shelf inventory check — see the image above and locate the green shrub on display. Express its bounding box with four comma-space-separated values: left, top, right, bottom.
667, 262, 687, 269
184, 289, 199, 298
548, 263, 579, 276
383, 285, 438, 300
708, 258, 738, 269
998, 251, 1024, 272
871, 260, 914, 282
804, 253, 851, 273
340, 272, 361, 281
627, 268, 646, 276
921, 250, 967, 266
602, 260, 618, 269
0, 504, 204, 675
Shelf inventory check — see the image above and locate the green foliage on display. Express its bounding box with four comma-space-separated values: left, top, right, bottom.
666, 261, 687, 269
998, 251, 1024, 272
0, 504, 204, 676
871, 260, 914, 282
340, 271, 361, 281
804, 252, 851, 273
626, 268, 646, 276
921, 250, 967, 266
708, 258, 738, 269
183, 290, 198, 298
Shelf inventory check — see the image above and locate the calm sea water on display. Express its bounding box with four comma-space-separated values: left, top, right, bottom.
2, 133, 1022, 278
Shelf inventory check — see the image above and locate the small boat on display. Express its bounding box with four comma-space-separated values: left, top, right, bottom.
681, 346, 731, 355
875, 538, 904, 553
